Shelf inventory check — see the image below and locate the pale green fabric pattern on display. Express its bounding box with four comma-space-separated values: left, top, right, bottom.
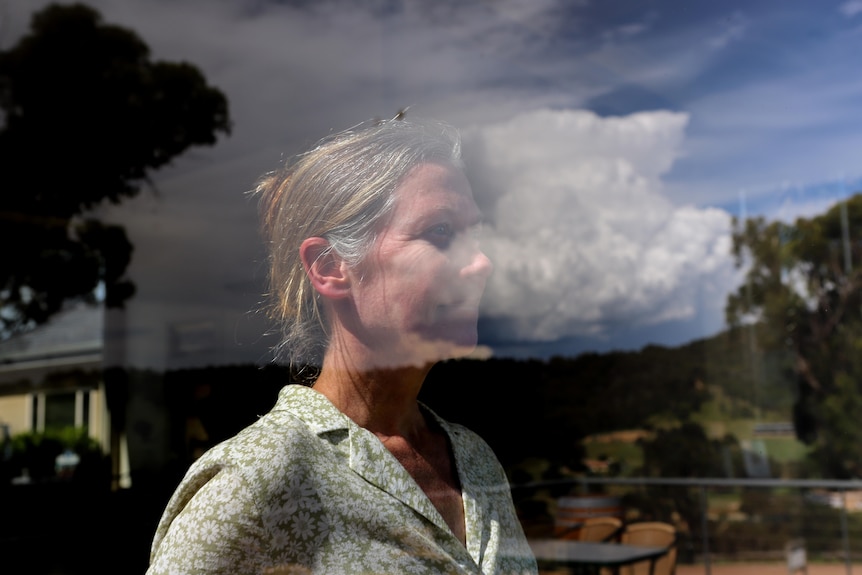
147, 384, 537, 575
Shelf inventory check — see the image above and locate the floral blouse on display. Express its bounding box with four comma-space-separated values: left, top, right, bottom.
147, 384, 537, 575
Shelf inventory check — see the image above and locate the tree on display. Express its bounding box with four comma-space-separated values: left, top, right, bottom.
630, 423, 739, 534
0, 3, 230, 337
727, 194, 862, 477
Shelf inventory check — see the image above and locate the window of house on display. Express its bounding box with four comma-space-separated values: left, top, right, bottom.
31, 391, 90, 432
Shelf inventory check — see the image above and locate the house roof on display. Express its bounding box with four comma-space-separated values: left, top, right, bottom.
0, 305, 103, 389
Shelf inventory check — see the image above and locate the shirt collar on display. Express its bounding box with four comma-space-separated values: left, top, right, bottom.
270, 383, 467, 542
272, 382, 453, 437
271, 384, 351, 435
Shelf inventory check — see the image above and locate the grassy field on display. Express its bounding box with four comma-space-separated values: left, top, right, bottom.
581, 390, 812, 474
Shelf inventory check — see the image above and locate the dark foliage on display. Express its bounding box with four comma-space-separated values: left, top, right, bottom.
420, 345, 712, 470
727, 193, 862, 477
0, 3, 231, 336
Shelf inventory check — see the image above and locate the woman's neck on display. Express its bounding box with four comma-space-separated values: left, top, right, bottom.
312, 354, 433, 438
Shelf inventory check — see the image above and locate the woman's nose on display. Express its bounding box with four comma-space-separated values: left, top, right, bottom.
466, 247, 494, 280
452, 227, 493, 280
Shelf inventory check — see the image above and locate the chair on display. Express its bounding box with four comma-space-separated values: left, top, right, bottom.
577, 516, 623, 542
619, 521, 677, 575
578, 516, 624, 575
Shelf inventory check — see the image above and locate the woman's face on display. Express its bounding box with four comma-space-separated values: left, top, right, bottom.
347, 161, 493, 367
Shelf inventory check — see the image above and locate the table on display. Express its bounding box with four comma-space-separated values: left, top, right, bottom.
528, 539, 669, 575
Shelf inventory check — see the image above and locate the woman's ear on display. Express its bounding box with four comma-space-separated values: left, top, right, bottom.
300, 237, 350, 299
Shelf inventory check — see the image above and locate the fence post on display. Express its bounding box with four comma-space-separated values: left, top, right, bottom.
701, 485, 711, 575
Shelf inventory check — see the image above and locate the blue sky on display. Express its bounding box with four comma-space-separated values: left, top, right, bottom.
6, 0, 862, 366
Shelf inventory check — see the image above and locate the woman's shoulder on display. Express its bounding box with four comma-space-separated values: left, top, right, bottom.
199, 412, 308, 465
174, 388, 343, 498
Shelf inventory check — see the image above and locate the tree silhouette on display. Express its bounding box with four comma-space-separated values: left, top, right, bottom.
0, 3, 230, 337
727, 194, 862, 478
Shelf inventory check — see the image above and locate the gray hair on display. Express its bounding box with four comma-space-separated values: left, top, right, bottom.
254, 118, 462, 377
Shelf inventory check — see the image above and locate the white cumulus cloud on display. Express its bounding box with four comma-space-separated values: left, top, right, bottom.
466, 108, 739, 342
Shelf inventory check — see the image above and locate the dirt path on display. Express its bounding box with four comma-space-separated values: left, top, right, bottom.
676, 562, 859, 575
539, 562, 859, 575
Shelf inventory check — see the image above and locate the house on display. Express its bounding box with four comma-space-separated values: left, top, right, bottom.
0, 303, 130, 488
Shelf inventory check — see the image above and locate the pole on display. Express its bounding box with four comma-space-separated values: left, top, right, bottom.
841, 490, 852, 575
841, 200, 852, 274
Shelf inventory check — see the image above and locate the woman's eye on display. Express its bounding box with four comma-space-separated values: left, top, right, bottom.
428, 223, 453, 238
424, 223, 455, 247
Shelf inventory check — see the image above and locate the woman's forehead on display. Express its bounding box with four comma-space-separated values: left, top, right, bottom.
388, 178, 478, 232
393, 162, 475, 209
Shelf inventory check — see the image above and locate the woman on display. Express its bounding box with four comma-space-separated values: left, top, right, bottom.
147, 118, 537, 575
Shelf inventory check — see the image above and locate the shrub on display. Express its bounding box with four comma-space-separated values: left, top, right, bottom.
6, 427, 105, 483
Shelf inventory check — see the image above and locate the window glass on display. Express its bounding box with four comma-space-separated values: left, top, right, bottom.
4, 1, 862, 573
44, 393, 76, 432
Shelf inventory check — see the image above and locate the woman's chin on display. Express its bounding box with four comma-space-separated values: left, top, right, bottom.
416, 326, 480, 362
371, 329, 479, 369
